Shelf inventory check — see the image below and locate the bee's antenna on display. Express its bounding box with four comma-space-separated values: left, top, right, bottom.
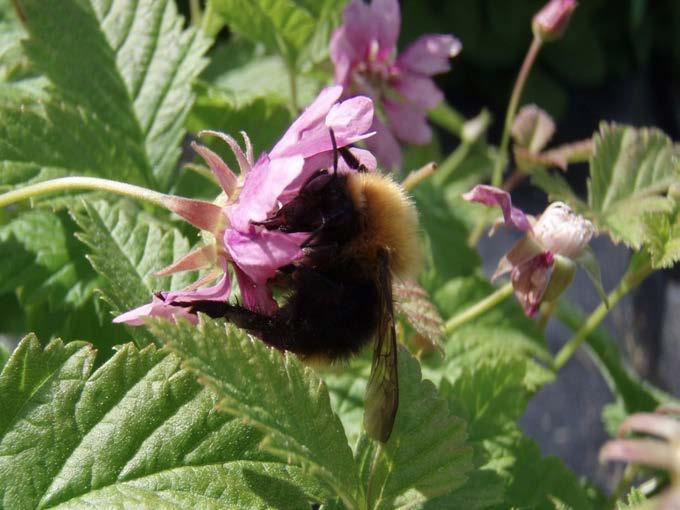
329, 128, 338, 176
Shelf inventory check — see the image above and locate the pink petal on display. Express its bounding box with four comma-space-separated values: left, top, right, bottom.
393, 73, 444, 110
398, 34, 462, 76
225, 228, 308, 285
599, 438, 675, 471
330, 27, 356, 85
384, 99, 432, 145
164, 272, 232, 304
191, 142, 238, 196
365, 115, 402, 170
234, 266, 278, 315
492, 236, 545, 281
154, 244, 216, 276
158, 195, 225, 232
271, 92, 375, 160
462, 185, 533, 232
511, 252, 554, 316
343, 0, 376, 60
271, 86, 343, 158
227, 154, 305, 231
618, 413, 680, 441
371, 0, 400, 53
113, 296, 198, 326
326, 96, 375, 144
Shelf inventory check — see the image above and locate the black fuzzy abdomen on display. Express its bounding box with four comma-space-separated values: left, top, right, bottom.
266, 261, 380, 359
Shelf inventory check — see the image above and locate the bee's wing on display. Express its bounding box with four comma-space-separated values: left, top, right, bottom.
363, 249, 399, 443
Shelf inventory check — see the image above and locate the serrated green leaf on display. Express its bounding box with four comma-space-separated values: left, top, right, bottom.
71, 199, 198, 346
354, 348, 473, 510
8, 0, 209, 190
0, 209, 97, 308
152, 317, 362, 509
531, 169, 588, 212
588, 123, 680, 247
483, 428, 602, 510
440, 359, 531, 443
642, 206, 680, 268
208, 0, 341, 68
0, 334, 322, 509
430, 275, 554, 389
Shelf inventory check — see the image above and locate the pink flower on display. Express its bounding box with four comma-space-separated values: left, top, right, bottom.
532, 0, 578, 42
463, 185, 599, 315
115, 86, 376, 325
601, 409, 680, 509
330, 0, 461, 169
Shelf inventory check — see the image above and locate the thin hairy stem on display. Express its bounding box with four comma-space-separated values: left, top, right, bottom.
553, 259, 653, 370
491, 35, 543, 187
444, 282, 514, 335
0, 176, 170, 209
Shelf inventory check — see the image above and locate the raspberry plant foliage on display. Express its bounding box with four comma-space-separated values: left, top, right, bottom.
0, 0, 679, 509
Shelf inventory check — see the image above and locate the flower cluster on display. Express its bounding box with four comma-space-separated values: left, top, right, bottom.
330, 0, 461, 169
116, 86, 376, 325
463, 185, 599, 315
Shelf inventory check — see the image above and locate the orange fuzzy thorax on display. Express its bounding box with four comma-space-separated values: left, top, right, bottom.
345, 172, 421, 279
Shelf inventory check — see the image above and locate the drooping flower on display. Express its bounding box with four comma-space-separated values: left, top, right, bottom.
463, 185, 602, 316
330, 0, 461, 169
600, 408, 680, 509
115, 86, 376, 325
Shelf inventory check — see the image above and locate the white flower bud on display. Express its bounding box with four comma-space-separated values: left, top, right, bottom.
533, 202, 595, 259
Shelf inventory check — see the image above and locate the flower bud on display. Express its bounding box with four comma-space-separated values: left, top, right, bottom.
532, 0, 578, 42
533, 202, 594, 259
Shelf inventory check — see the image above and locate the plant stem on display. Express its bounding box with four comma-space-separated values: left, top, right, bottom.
433, 141, 471, 186
491, 35, 543, 187
444, 282, 514, 335
0, 176, 171, 210
287, 64, 299, 116
428, 102, 466, 138
553, 259, 653, 370
189, 0, 202, 26
538, 299, 558, 332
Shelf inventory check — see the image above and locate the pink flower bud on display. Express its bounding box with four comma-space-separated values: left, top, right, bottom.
533, 202, 594, 259
532, 0, 578, 42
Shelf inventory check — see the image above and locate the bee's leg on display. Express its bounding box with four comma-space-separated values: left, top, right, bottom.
187, 300, 293, 351
339, 147, 368, 173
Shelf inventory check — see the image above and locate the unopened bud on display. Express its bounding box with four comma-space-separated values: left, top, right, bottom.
534, 202, 594, 259
532, 0, 578, 42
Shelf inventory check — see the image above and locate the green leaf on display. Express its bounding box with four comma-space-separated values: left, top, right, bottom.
642, 206, 680, 268
484, 428, 602, 510
0, 334, 323, 509
71, 199, 198, 346
587, 123, 680, 248
0, 209, 97, 308
440, 359, 532, 443
354, 348, 473, 510
9, 0, 209, 190
187, 84, 292, 161
431, 275, 554, 389
208, 0, 342, 67
152, 317, 362, 509
531, 169, 588, 212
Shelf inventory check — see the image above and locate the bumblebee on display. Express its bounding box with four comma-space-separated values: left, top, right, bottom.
192, 134, 420, 442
